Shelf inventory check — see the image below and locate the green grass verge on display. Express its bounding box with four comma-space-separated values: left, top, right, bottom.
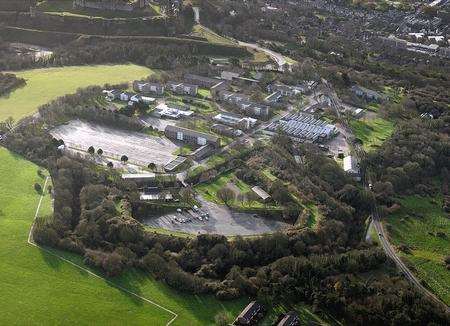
350, 117, 394, 152
0, 64, 153, 122
385, 195, 450, 305
0, 147, 247, 325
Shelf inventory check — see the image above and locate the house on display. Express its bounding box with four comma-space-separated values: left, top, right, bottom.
189, 144, 215, 161
351, 85, 385, 103
267, 84, 297, 97
277, 311, 300, 326
165, 125, 220, 148
217, 91, 270, 119
120, 92, 134, 102
251, 186, 271, 202
234, 301, 265, 325
213, 113, 257, 130
184, 74, 220, 89
343, 155, 360, 181
141, 96, 156, 104
133, 81, 165, 95
130, 94, 142, 103
167, 81, 198, 96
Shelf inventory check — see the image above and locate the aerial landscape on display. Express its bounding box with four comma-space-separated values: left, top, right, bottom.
0, 0, 449, 325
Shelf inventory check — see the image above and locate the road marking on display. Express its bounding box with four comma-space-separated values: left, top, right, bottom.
28, 175, 179, 325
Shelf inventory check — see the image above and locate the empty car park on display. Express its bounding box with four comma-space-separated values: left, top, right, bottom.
51, 119, 180, 166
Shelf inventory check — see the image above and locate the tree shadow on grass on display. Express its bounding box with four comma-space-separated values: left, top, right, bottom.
38, 246, 63, 271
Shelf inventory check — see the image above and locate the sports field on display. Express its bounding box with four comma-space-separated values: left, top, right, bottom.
385, 195, 450, 305
0, 147, 247, 325
0, 64, 153, 122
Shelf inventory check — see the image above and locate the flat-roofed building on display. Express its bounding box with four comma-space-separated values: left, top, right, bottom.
234, 301, 265, 325
165, 125, 220, 148
343, 155, 360, 180
251, 186, 271, 202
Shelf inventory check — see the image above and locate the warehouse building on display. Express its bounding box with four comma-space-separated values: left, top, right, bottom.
164, 125, 220, 148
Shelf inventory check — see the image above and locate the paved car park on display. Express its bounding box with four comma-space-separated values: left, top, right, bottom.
143, 196, 290, 236
51, 119, 179, 166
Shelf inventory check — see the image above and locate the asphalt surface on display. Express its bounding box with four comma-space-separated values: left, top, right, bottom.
144, 196, 289, 236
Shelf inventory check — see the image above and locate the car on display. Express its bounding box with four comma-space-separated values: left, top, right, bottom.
193, 205, 199, 212
176, 208, 182, 213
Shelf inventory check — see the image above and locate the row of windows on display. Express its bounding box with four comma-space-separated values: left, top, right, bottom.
175, 132, 207, 146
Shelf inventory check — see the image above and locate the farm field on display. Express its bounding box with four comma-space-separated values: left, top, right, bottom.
350, 117, 394, 152
0, 147, 247, 325
0, 64, 153, 121
385, 195, 450, 305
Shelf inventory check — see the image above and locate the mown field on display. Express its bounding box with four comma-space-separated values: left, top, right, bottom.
0, 64, 153, 122
385, 195, 450, 305
350, 117, 394, 152
0, 147, 247, 325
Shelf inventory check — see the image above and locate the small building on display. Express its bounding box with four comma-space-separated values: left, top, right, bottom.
190, 144, 215, 161
154, 103, 194, 119
234, 301, 265, 325
267, 84, 297, 97
210, 81, 229, 98
167, 81, 198, 96
343, 155, 360, 181
251, 186, 271, 202
165, 125, 220, 148
277, 311, 300, 326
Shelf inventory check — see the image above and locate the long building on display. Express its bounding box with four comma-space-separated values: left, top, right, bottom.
164, 125, 220, 148
265, 112, 337, 143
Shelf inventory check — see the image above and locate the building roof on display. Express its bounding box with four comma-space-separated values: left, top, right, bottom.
252, 186, 271, 201
122, 173, 156, 179
343, 156, 359, 174
165, 125, 219, 143
277, 311, 299, 326
236, 301, 263, 324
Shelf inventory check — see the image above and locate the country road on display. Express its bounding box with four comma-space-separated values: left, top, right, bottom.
238, 41, 287, 68
372, 215, 450, 313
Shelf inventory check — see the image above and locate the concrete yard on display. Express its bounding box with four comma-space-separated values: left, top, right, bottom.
144, 196, 290, 236
51, 120, 179, 166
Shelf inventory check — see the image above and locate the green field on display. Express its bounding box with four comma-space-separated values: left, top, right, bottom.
0, 147, 247, 325
0, 64, 153, 122
350, 117, 394, 152
385, 195, 450, 305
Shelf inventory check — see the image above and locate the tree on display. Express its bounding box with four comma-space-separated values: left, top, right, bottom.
121, 155, 128, 163
148, 162, 156, 171
180, 187, 194, 203
34, 183, 42, 193
214, 312, 231, 326
107, 161, 114, 168
88, 146, 95, 155
97, 148, 103, 156
217, 187, 235, 206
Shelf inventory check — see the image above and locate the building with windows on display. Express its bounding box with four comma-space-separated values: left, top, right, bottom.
167, 81, 198, 96
133, 81, 165, 95
164, 125, 220, 148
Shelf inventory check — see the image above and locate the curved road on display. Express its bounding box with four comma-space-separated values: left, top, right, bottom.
237, 41, 287, 68
373, 215, 450, 313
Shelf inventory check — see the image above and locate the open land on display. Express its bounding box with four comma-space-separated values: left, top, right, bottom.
350, 117, 394, 152
51, 119, 179, 166
0, 147, 248, 325
0, 64, 153, 121
385, 195, 450, 305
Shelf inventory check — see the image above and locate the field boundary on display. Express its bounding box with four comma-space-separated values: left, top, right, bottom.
27, 176, 179, 325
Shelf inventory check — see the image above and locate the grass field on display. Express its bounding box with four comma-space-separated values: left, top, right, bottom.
0, 64, 153, 122
0, 147, 247, 325
385, 195, 450, 305
350, 117, 394, 152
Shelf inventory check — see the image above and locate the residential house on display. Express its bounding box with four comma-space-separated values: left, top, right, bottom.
264, 91, 283, 105
103, 89, 121, 101
267, 84, 297, 96
234, 301, 265, 325
164, 125, 220, 148
167, 81, 198, 96
120, 91, 134, 102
